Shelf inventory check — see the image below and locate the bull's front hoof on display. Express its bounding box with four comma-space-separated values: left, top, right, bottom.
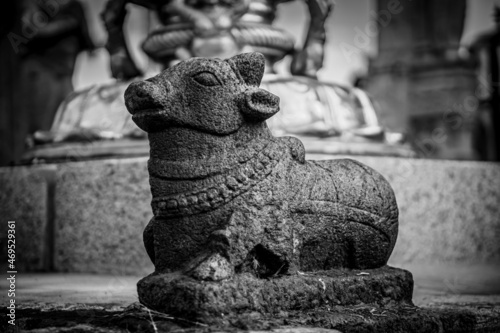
184, 253, 234, 281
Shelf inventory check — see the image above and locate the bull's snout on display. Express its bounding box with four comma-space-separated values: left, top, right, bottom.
124, 81, 163, 115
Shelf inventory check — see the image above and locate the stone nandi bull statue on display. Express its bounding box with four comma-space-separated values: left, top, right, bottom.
124, 52, 400, 318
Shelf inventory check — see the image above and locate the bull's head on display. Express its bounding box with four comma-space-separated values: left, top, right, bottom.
124, 52, 279, 134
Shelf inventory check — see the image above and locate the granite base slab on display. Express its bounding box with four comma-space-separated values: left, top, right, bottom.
137, 266, 414, 320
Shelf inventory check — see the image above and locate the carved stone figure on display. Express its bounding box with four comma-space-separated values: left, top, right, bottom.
102, 0, 332, 78
125, 52, 400, 316
1, 0, 94, 165
20, 0, 95, 132
24, 0, 412, 163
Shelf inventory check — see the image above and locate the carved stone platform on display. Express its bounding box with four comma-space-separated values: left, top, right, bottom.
137, 266, 413, 320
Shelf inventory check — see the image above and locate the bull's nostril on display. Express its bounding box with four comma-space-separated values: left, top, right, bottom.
125, 81, 163, 115
137, 90, 148, 98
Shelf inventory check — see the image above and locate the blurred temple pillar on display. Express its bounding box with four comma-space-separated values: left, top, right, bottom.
0, 2, 24, 166
365, 0, 478, 160
0, 0, 94, 166
468, 7, 500, 162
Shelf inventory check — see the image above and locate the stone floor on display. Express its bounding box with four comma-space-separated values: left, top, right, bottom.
0, 264, 499, 332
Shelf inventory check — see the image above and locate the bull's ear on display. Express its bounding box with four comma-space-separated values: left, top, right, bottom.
241, 88, 280, 121
227, 52, 265, 86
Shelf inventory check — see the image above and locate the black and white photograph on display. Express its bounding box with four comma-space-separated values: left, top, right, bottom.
1, 0, 499, 332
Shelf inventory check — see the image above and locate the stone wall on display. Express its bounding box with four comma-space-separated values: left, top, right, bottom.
0, 158, 153, 275
1, 155, 499, 275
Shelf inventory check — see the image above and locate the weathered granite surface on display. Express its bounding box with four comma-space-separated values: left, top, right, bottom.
1, 300, 498, 333
0, 57, 498, 280
125, 53, 398, 281
2, 272, 500, 333
138, 266, 413, 319
0, 165, 54, 272
54, 158, 153, 275
0, 158, 155, 275
309, 155, 500, 267
1, 155, 499, 275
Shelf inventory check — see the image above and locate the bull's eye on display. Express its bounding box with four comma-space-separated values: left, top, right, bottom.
192, 72, 221, 87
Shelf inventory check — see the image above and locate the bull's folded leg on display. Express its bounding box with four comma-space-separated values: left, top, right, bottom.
344, 220, 397, 269
297, 206, 398, 270
183, 229, 234, 281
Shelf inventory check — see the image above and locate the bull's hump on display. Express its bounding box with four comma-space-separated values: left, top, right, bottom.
289, 159, 397, 219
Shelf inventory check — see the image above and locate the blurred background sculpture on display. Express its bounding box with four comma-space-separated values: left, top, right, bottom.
102, 0, 331, 78
22, 0, 416, 163
3, 1, 500, 165
19, 0, 95, 131
364, 0, 491, 160
0, 0, 94, 165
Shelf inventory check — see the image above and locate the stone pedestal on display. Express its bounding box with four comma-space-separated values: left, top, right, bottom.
137, 266, 413, 320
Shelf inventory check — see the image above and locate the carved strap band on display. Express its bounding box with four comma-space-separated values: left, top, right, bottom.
151, 139, 286, 217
